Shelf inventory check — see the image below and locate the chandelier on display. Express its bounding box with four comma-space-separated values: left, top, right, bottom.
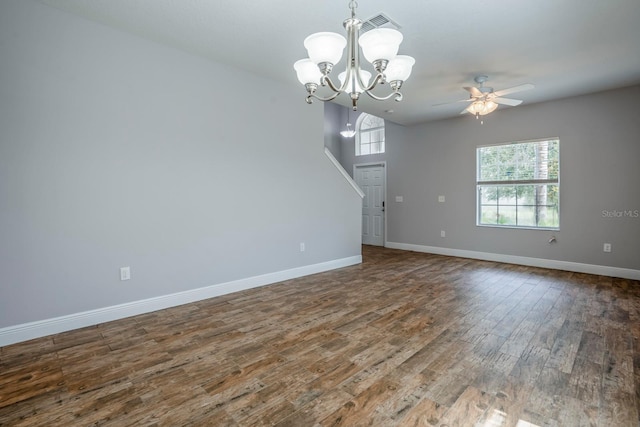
293, 1, 415, 110
340, 108, 356, 137
340, 123, 356, 138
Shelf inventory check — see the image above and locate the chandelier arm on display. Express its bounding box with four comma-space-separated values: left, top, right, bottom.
362, 73, 384, 92
323, 75, 345, 94
306, 91, 342, 103
363, 89, 403, 102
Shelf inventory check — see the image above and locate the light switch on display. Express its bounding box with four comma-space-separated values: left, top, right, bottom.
395, 196, 403, 202
438, 195, 445, 203
120, 266, 131, 281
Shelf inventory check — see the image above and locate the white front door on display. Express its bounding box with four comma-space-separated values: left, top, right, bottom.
355, 164, 385, 246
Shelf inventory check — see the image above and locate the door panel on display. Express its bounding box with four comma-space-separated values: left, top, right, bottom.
355, 164, 385, 246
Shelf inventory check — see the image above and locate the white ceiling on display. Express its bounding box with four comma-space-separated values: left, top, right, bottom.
39, 0, 640, 125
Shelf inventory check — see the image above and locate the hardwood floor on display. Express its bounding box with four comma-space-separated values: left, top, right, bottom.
1, 246, 639, 426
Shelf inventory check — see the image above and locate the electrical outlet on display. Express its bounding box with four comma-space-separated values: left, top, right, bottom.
300, 242, 305, 252
438, 195, 445, 203
120, 266, 131, 281
603, 243, 612, 253
440, 230, 446, 238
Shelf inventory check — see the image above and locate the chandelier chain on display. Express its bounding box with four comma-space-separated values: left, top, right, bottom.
349, 1, 358, 17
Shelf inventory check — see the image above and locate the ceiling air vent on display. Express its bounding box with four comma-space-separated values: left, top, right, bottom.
360, 13, 400, 34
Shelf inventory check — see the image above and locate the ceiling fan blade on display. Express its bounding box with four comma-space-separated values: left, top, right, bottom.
493, 97, 523, 106
460, 106, 471, 115
493, 83, 534, 97
463, 86, 483, 97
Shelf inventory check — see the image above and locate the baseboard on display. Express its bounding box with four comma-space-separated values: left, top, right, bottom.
385, 242, 640, 281
0, 255, 362, 347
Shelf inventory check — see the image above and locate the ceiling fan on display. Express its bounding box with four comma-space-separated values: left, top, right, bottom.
437, 75, 534, 120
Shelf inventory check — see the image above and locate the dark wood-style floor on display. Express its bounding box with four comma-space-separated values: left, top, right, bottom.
1, 246, 639, 426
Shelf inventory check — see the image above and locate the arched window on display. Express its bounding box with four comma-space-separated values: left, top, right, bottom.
356, 113, 385, 156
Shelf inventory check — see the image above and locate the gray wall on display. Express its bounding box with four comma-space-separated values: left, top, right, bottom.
0, 0, 362, 328
323, 102, 342, 162
339, 86, 640, 271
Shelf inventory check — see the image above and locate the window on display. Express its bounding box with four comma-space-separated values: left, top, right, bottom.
356, 113, 385, 156
477, 138, 559, 229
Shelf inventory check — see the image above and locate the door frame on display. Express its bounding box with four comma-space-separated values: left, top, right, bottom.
353, 161, 387, 247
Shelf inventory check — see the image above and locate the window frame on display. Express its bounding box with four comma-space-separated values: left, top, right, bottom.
476, 138, 560, 230
355, 113, 385, 156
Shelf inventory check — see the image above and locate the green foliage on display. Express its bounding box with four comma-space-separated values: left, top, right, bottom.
478, 139, 559, 182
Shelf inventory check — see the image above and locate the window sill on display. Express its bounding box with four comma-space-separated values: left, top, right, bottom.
476, 224, 560, 231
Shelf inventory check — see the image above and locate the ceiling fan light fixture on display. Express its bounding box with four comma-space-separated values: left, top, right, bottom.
467, 100, 498, 116
484, 100, 498, 114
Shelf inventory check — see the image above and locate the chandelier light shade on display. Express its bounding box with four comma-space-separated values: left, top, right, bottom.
384, 55, 416, 83
294, 0, 415, 110
358, 28, 403, 63
293, 59, 322, 85
304, 32, 347, 65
